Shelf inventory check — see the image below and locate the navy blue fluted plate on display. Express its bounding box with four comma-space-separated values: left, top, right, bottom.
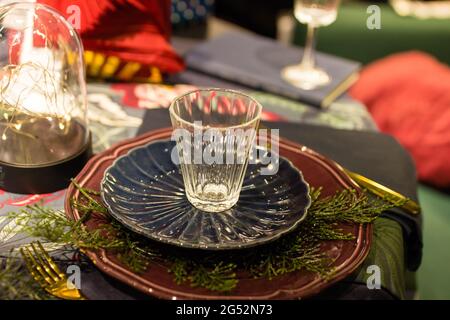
101, 140, 311, 250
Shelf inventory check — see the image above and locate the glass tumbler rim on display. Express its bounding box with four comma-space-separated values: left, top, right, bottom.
169, 88, 262, 130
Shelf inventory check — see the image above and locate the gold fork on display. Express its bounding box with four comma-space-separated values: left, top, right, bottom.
20, 241, 85, 300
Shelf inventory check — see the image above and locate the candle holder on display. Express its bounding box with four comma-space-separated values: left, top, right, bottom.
0, 3, 91, 194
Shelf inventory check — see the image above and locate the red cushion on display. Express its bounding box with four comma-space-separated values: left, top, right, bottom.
38, 0, 184, 74
350, 51, 450, 188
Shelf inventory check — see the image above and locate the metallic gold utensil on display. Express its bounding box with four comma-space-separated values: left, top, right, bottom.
20, 241, 85, 300
343, 169, 421, 215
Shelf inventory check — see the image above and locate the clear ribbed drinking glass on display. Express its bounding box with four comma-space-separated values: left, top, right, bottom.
169, 89, 262, 213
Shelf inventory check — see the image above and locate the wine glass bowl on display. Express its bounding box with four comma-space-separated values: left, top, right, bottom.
282, 0, 340, 90
294, 0, 338, 27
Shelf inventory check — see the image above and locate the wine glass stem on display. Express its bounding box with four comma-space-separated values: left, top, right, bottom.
301, 23, 317, 69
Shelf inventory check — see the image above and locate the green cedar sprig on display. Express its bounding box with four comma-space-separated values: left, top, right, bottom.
2, 183, 404, 296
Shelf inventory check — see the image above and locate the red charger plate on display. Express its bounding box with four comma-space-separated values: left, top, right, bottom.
65, 127, 371, 300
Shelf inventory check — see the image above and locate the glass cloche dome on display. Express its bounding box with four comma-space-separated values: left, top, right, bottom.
0, 2, 91, 193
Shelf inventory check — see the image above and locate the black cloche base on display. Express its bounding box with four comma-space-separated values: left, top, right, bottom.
0, 137, 92, 194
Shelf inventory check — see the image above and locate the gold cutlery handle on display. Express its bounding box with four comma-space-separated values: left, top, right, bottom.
344, 169, 421, 215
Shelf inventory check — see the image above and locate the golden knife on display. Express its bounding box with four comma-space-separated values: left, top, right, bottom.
343, 169, 421, 215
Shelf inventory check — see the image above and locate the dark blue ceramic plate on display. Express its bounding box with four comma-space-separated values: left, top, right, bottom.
101, 140, 311, 250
